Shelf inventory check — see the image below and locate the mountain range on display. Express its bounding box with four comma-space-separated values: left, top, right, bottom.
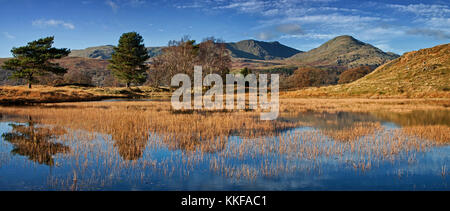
225, 40, 301, 60
5, 35, 442, 97
69, 40, 301, 61
68, 36, 398, 69
70, 45, 164, 60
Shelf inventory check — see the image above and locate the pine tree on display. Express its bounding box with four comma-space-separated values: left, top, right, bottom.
240, 67, 251, 77
1, 37, 70, 89
109, 32, 150, 88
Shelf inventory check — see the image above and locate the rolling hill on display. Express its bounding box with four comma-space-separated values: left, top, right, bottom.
56, 57, 113, 86
289, 35, 399, 68
0, 58, 17, 85
287, 43, 450, 98
69, 40, 301, 60
0, 57, 114, 86
69, 45, 115, 59
70, 46, 164, 60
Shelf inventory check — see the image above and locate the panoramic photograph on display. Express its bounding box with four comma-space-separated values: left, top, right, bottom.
0, 0, 449, 201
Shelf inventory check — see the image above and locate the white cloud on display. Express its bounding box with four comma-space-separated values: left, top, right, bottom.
127, 0, 146, 7
283, 14, 381, 24
276, 24, 304, 35
3, 32, 15, 39
387, 4, 450, 38
105, 0, 146, 11
280, 33, 339, 40
374, 43, 394, 52
106, 0, 119, 12
416, 17, 450, 29
388, 4, 450, 17
32, 19, 75, 30
256, 31, 276, 40
176, 4, 202, 9
172, 0, 448, 47
406, 28, 450, 40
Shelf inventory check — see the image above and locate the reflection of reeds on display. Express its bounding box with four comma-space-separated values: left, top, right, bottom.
0, 101, 301, 157
401, 125, 450, 144
321, 122, 382, 142
1, 121, 69, 166
0, 99, 448, 190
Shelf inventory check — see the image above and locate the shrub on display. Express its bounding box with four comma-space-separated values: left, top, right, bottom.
338, 66, 375, 84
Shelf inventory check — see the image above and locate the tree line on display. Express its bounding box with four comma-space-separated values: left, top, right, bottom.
1, 32, 231, 89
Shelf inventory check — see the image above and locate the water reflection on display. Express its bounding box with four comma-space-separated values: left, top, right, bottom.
281, 110, 449, 128
112, 134, 148, 161
1, 119, 70, 166
281, 111, 378, 129
162, 136, 228, 153
280, 110, 450, 142
0, 108, 448, 190
373, 110, 450, 126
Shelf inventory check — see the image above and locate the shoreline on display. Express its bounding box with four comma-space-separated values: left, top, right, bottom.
1, 85, 449, 106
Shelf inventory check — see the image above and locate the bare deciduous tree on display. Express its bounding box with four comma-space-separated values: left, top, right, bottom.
150, 36, 231, 88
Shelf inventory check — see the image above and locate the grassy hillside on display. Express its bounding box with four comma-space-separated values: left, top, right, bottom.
0, 58, 21, 85
0, 57, 114, 86
289, 35, 399, 68
57, 57, 113, 86
285, 43, 450, 98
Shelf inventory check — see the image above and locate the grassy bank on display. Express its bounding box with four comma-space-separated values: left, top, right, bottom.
1, 84, 450, 106
0, 85, 171, 105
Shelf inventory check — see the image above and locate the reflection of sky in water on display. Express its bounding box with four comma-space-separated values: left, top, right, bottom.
0, 122, 58, 190
0, 110, 449, 190
381, 122, 401, 129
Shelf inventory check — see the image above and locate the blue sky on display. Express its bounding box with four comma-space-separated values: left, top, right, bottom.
0, 0, 449, 57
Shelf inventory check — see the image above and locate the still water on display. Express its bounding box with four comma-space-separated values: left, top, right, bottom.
0, 108, 448, 190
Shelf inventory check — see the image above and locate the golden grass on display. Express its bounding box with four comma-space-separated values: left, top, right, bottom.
0, 85, 171, 105
0, 85, 110, 105
321, 122, 382, 142
282, 87, 450, 98
402, 125, 450, 144
279, 98, 450, 113
0, 98, 449, 189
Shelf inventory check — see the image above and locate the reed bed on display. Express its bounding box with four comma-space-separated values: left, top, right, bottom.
401, 125, 450, 145
279, 98, 450, 113
0, 99, 448, 190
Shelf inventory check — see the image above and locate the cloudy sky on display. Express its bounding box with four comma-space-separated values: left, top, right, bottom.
0, 0, 449, 57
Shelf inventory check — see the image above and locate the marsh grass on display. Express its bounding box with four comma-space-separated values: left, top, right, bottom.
0, 85, 171, 105
0, 98, 448, 190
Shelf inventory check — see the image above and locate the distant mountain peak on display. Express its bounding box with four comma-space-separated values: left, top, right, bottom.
227, 40, 302, 60
334, 35, 356, 39
289, 35, 399, 68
